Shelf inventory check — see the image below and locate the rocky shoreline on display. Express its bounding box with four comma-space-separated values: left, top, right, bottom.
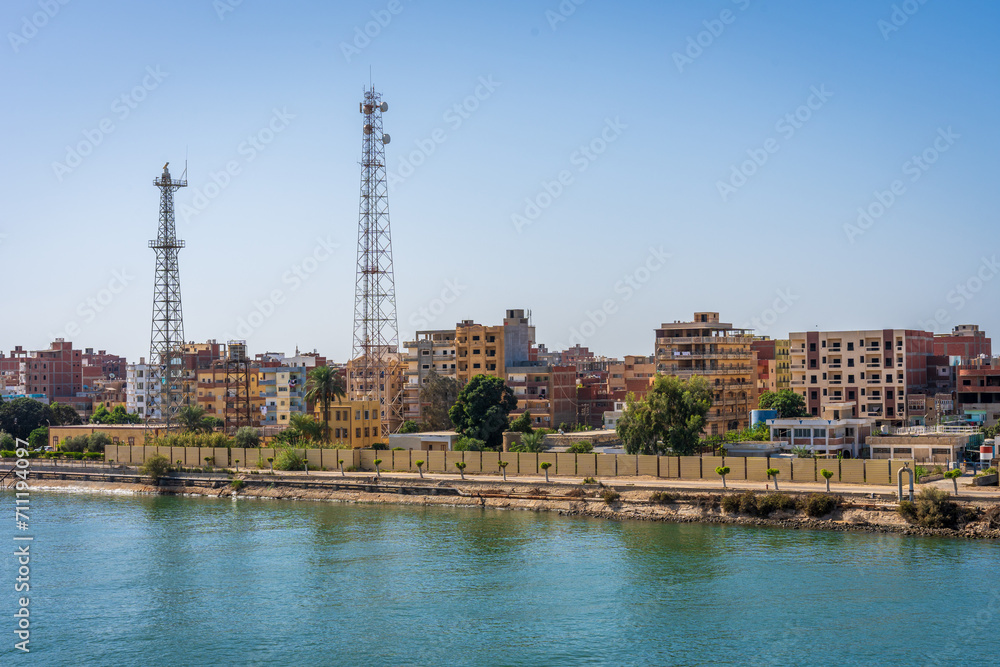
23, 477, 1000, 540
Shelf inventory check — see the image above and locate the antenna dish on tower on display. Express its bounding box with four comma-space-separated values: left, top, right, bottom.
380, 102, 388, 112
382, 134, 390, 144
364, 124, 373, 135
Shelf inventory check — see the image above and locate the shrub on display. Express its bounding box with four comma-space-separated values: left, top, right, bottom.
234, 426, 262, 449
61, 435, 89, 453
272, 449, 305, 471
650, 491, 676, 504
737, 490, 759, 516
140, 454, 172, 483
801, 493, 838, 517
582, 476, 597, 484
758, 492, 796, 516
721, 493, 741, 514
88, 432, 112, 453
453, 436, 485, 452
567, 441, 593, 454
230, 479, 245, 491
600, 489, 621, 504
899, 487, 962, 529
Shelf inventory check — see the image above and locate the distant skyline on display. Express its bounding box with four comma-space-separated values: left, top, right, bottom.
3, 0, 998, 363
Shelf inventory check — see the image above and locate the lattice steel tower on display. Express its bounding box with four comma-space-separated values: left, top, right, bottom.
225, 340, 253, 433
352, 86, 402, 437
148, 162, 187, 427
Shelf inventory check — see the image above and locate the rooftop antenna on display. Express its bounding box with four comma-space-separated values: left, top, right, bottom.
181, 146, 188, 181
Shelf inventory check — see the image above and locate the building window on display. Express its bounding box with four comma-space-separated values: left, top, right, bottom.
809, 343, 816, 352
356, 428, 361, 438
364, 427, 370, 437
356, 410, 361, 420
364, 410, 370, 420
813, 428, 826, 437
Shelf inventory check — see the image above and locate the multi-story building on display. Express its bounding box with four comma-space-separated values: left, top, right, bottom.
193, 362, 264, 425
0, 346, 28, 395
751, 337, 791, 393
788, 329, 934, 427
933, 324, 991, 359
956, 360, 1000, 427
81, 348, 126, 389
126, 357, 153, 417
505, 363, 576, 429
313, 399, 382, 448
402, 308, 535, 426
259, 364, 308, 426
655, 312, 757, 435
346, 348, 404, 433
17, 339, 90, 415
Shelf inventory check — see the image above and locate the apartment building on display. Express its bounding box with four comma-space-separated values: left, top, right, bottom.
654, 312, 757, 435
788, 329, 933, 426
193, 362, 264, 425
259, 365, 308, 426
313, 399, 382, 448
752, 338, 791, 393
506, 363, 576, 429
17, 339, 91, 415
402, 309, 535, 425
126, 357, 153, 417
608, 355, 656, 396
956, 360, 1000, 427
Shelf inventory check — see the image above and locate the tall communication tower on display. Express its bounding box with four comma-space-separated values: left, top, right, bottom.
352, 86, 402, 437
225, 340, 253, 433
148, 162, 187, 428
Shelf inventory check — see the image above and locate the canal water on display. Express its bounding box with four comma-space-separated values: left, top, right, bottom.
2, 492, 996, 665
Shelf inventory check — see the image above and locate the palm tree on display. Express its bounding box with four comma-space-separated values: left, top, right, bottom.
540, 461, 552, 482
178, 405, 212, 434
716, 465, 731, 489
766, 467, 780, 491
306, 366, 346, 444
820, 468, 834, 493
415, 460, 425, 479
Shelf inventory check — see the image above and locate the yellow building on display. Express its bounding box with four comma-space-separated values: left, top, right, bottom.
194, 363, 264, 425
775, 338, 791, 390
655, 312, 757, 436
313, 399, 383, 448
50, 424, 173, 449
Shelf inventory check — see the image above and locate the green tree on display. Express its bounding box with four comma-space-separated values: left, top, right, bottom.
448, 375, 518, 450
49, 402, 83, 425
820, 468, 834, 493
28, 426, 48, 450
273, 448, 304, 471
498, 460, 508, 481
944, 468, 962, 495
306, 365, 345, 443
510, 431, 545, 453
539, 461, 552, 482
90, 404, 141, 425
89, 432, 111, 453
234, 426, 262, 448
716, 465, 731, 489
617, 376, 712, 455
415, 459, 425, 479
766, 468, 780, 491
177, 405, 216, 434
373, 458, 383, 479
400, 419, 420, 434
567, 441, 593, 454
453, 436, 485, 451
420, 370, 461, 431
288, 414, 323, 442
758, 389, 808, 418
508, 410, 533, 434
0, 397, 53, 440
455, 460, 467, 479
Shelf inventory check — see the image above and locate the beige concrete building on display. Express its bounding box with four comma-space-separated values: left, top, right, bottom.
655, 312, 757, 435
788, 329, 933, 427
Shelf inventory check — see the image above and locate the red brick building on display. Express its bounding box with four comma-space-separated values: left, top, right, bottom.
933, 324, 991, 359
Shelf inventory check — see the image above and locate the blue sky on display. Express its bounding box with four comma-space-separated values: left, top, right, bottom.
2, 0, 998, 363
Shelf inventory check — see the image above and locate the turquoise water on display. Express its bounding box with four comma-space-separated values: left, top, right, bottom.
2, 492, 997, 666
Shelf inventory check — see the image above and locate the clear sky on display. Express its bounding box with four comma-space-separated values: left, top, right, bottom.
2, 0, 998, 363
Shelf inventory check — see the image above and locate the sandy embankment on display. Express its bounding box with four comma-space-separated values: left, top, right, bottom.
24, 476, 1000, 540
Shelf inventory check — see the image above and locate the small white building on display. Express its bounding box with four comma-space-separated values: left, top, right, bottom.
603, 401, 626, 430
766, 417, 874, 458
